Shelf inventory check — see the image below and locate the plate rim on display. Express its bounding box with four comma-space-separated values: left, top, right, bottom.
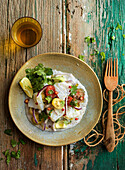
8, 52, 103, 146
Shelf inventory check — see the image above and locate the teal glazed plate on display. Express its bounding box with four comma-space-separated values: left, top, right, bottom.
9, 53, 103, 146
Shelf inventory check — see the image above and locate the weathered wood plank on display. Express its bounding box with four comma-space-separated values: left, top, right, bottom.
67, 0, 125, 169
0, 0, 67, 170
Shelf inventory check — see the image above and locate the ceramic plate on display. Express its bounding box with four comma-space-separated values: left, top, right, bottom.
9, 53, 103, 146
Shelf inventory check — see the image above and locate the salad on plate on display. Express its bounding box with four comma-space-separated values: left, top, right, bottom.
19, 63, 88, 131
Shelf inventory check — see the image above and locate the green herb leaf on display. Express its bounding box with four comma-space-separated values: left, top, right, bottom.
25, 64, 53, 93
111, 36, 115, 40
39, 111, 48, 121
6, 154, 11, 165
100, 52, 105, 63
60, 101, 65, 107
48, 109, 53, 116
11, 151, 16, 158
90, 54, 95, 56
45, 96, 52, 103
19, 139, 26, 145
116, 23, 122, 30
85, 36, 95, 46
15, 150, 21, 159
94, 49, 99, 55
11, 139, 17, 148
55, 119, 59, 123
44, 68, 53, 75
3, 149, 10, 156
38, 147, 42, 151
70, 85, 77, 96
70, 99, 78, 107
78, 55, 85, 61
38, 114, 43, 121
123, 34, 125, 38
63, 119, 71, 125
48, 90, 54, 94
4, 129, 12, 136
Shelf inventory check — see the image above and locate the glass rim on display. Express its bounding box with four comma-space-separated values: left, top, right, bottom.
11, 16, 42, 48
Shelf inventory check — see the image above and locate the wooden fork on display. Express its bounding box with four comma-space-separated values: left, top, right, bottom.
104, 58, 118, 152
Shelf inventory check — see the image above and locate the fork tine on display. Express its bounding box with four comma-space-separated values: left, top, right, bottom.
116, 58, 118, 76
111, 58, 112, 76
105, 59, 108, 76
108, 59, 110, 76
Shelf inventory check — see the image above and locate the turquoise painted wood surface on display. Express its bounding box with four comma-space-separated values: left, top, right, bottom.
67, 0, 125, 169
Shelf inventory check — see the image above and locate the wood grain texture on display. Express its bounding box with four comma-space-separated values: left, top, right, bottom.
0, 0, 67, 170
67, 0, 125, 169
0, 0, 124, 169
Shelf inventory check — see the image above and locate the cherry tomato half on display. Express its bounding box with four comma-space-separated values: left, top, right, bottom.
46, 85, 55, 98
67, 96, 73, 106
75, 89, 84, 100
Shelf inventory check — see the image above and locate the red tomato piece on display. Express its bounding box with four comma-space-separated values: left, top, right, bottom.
67, 96, 73, 106
55, 91, 58, 95
75, 89, 84, 100
46, 85, 55, 98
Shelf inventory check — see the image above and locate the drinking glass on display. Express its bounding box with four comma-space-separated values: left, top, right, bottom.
11, 17, 42, 48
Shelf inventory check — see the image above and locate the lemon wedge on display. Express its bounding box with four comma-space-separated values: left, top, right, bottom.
19, 77, 33, 98
55, 120, 67, 129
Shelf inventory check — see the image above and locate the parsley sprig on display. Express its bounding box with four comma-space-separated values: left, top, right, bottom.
70, 85, 77, 96
25, 63, 53, 92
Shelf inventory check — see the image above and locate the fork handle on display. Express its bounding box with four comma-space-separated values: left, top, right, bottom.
105, 91, 115, 152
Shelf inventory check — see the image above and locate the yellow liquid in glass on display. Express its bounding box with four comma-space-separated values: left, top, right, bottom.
11, 17, 42, 48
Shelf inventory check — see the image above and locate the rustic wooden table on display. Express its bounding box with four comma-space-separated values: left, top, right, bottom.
0, 0, 125, 170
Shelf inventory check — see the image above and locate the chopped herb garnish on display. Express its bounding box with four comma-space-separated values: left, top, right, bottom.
116, 23, 122, 30
11, 151, 16, 158
16, 150, 21, 159
6, 154, 11, 165
85, 36, 95, 46
2, 149, 11, 165
111, 36, 115, 40
45, 96, 52, 103
11, 139, 17, 148
70, 99, 78, 107
4, 129, 12, 136
94, 49, 99, 55
52, 76, 65, 83
123, 34, 125, 38
64, 119, 71, 125
38, 147, 42, 151
39, 114, 43, 121
60, 101, 65, 107
78, 55, 85, 61
28, 86, 33, 90
3, 149, 10, 156
11, 150, 20, 159
48, 109, 53, 116
70, 85, 77, 96
41, 111, 48, 121
48, 90, 54, 94
100, 52, 105, 63
55, 119, 59, 123
90, 54, 95, 56
25, 64, 53, 92
19, 139, 26, 145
